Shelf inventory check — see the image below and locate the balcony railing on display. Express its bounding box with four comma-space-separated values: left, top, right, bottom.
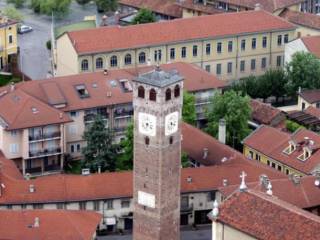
114, 109, 133, 118
29, 147, 61, 158
29, 132, 61, 141
195, 97, 211, 105
114, 126, 127, 133
180, 203, 193, 213
44, 164, 61, 172
25, 167, 42, 174
84, 113, 109, 122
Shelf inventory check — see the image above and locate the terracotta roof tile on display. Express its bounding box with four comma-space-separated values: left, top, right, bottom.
177, 0, 224, 14
214, 190, 320, 240
0, 209, 101, 240
299, 89, 320, 104
66, 10, 295, 54
280, 9, 320, 31
304, 106, 320, 119
302, 35, 320, 58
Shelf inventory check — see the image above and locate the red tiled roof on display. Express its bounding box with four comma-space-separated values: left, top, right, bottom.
66, 10, 295, 54
299, 89, 320, 104
119, 0, 182, 18
219, 176, 320, 209
243, 125, 320, 174
0, 209, 101, 240
302, 35, 320, 58
4, 63, 225, 113
0, 89, 71, 130
250, 99, 285, 126
280, 9, 320, 31
214, 190, 320, 240
0, 123, 285, 205
304, 106, 320, 119
177, 0, 224, 14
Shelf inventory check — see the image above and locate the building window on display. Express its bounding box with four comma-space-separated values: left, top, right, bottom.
284, 34, 289, 43
251, 38, 256, 49
276, 56, 282, 67
79, 202, 86, 210
57, 203, 64, 209
96, 57, 103, 69
302, 102, 306, 110
125, 54, 132, 65
8, 35, 13, 44
261, 57, 267, 69
286, 169, 289, 175
271, 162, 276, 168
262, 36, 267, 48
33, 204, 43, 209
10, 130, 17, 136
277, 35, 282, 46
71, 144, 75, 153
206, 43, 211, 55
145, 136, 150, 145
174, 85, 180, 98
70, 111, 78, 117
9, 143, 18, 154
165, 88, 171, 101
192, 45, 198, 57
149, 88, 157, 101
94, 201, 100, 211
139, 52, 146, 64
110, 55, 118, 67
106, 200, 113, 209
217, 42, 222, 54
255, 154, 260, 161
267, 160, 270, 166
251, 59, 256, 71
154, 50, 162, 62
205, 65, 211, 72
240, 60, 245, 72
228, 41, 233, 52
81, 59, 89, 71
216, 63, 221, 75
138, 86, 145, 98
169, 136, 173, 144
277, 165, 282, 171
76, 144, 81, 152
181, 47, 186, 58
227, 62, 232, 74
170, 48, 175, 60
241, 39, 246, 51
121, 200, 130, 208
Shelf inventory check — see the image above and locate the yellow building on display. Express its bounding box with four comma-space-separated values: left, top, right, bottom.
243, 125, 320, 176
0, 16, 18, 72
56, 10, 296, 80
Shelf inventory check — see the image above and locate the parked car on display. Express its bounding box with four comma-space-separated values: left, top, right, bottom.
18, 25, 33, 34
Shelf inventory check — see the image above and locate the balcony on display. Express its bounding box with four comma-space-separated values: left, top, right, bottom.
29, 132, 61, 142
29, 147, 61, 158
44, 164, 61, 172
114, 126, 127, 133
114, 108, 133, 119
25, 167, 42, 174
84, 113, 109, 123
180, 203, 193, 213
195, 97, 211, 106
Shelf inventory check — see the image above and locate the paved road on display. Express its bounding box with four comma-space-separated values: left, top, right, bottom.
0, 1, 116, 80
97, 229, 211, 240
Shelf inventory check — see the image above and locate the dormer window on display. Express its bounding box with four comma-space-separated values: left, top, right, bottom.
298, 146, 312, 161
75, 85, 90, 98
149, 89, 156, 101
283, 140, 296, 155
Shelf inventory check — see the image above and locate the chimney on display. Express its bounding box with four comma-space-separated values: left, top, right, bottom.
202, 148, 209, 159
82, 168, 90, 176
187, 176, 192, 183
259, 174, 269, 189
223, 179, 228, 186
29, 184, 35, 193
10, 82, 15, 92
34, 217, 40, 228
254, 3, 261, 10
218, 119, 226, 144
98, 166, 101, 174
291, 174, 301, 185
25, 173, 31, 181
266, 182, 273, 196
103, 69, 108, 75
59, 113, 63, 119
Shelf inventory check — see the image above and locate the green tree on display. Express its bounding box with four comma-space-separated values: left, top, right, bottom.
265, 69, 287, 103
132, 8, 156, 24
285, 120, 304, 133
95, 0, 118, 13
181, 152, 190, 168
206, 90, 251, 148
81, 115, 117, 172
286, 52, 320, 96
6, 0, 25, 8
116, 122, 134, 171
31, 0, 72, 17
3, 6, 24, 21
76, 0, 91, 5
232, 76, 260, 99
182, 91, 196, 126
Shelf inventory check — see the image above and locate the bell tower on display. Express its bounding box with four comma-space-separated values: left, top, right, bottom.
132, 66, 183, 240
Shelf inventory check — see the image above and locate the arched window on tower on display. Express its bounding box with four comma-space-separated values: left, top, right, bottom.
174, 85, 180, 98
138, 86, 145, 98
165, 88, 171, 101
149, 88, 157, 101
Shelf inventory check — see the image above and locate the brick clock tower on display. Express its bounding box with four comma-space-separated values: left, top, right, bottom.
132, 67, 183, 240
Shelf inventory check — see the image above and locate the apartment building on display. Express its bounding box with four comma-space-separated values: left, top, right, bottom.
0, 63, 225, 172
55, 10, 295, 81
0, 16, 18, 72
0, 123, 286, 232
243, 125, 320, 176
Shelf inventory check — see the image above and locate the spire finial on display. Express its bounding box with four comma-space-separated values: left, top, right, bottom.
266, 182, 273, 196
239, 171, 247, 191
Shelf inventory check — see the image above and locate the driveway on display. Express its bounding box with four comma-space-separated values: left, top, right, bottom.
0, 0, 116, 80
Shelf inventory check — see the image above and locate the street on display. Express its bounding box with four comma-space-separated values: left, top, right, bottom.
97, 228, 211, 240
0, 1, 116, 80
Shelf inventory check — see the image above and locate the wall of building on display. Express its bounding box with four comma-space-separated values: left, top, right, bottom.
213, 221, 257, 240
0, 23, 18, 69
284, 38, 308, 64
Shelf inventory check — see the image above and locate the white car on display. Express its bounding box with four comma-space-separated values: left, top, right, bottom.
18, 25, 33, 34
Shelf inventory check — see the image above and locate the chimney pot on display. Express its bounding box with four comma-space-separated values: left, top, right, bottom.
202, 148, 209, 159
218, 119, 226, 144
187, 176, 192, 183
34, 217, 40, 228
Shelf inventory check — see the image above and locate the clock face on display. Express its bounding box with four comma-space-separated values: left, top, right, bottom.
139, 112, 156, 137
165, 111, 179, 136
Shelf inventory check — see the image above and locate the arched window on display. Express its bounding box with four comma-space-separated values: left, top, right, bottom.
174, 85, 180, 98
149, 88, 157, 101
165, 88, 171, 101
139, 52, 146, 64
96, 57, 103, 69
110, 55, 118, 67
81, 59, 89, 71
138, 86, 145, 98
145, 136, 150, 145
124, 54, 132, 65
169, 136, 173, 145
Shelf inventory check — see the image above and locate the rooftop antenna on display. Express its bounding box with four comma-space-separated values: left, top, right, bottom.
239, 171, 247, 192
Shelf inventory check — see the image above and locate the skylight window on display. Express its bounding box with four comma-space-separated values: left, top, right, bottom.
119, 79, 133, 92
75, 85, 90, 98
31, 107, 39, 114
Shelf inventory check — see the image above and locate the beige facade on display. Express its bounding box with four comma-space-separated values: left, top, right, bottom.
56, 30, 295, 80
212, 221, 257, 240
